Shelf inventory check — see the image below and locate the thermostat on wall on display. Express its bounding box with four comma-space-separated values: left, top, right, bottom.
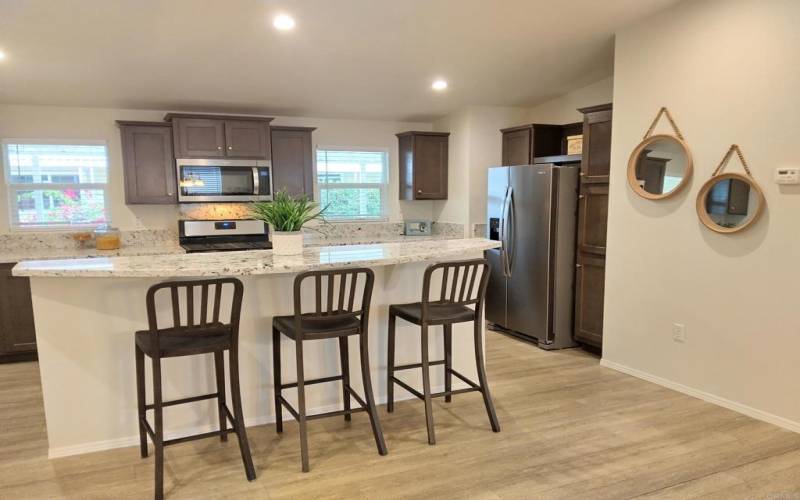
775, 167, 800, 184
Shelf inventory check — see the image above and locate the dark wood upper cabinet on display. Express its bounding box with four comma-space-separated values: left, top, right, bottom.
578, 104, 613, 183
397, 131, 449, 200
173, 118, 226, 158
574, 103, 612, 349
0, 263, 37, 362
225, 120, 270, 158
270, 126, 315, 198
117, 121, 177, 204
501, 126, 533, 166
500, 124, 577, 166
166, 114, 273, 160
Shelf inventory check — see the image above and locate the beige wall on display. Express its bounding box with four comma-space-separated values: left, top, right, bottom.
433, 106, 529, 230
527, 77, 614, 124
603, 0, 800, 431
0, 105, 434, 233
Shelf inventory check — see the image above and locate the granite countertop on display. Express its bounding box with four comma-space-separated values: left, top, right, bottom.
0, 245, 186, 264
12, 238, 501, 278
0, 234, 456, 264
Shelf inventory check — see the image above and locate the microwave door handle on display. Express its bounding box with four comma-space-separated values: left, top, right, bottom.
252, 167, 260, 196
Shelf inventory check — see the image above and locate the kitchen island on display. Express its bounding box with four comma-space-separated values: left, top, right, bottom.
13, 238, 500, 458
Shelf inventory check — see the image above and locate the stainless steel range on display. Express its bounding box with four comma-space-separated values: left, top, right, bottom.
179, 220, 272, 253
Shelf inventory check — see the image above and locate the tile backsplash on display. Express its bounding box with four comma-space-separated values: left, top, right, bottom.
0, 229, 178, 253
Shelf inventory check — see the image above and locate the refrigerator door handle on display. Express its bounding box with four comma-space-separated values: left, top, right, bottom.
506, 188, 516, 277
499, 187, 511, 277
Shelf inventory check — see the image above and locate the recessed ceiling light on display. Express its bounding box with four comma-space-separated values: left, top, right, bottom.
432, 79, 448, 91
0, 50, 6, 61
273, 14, 296, 31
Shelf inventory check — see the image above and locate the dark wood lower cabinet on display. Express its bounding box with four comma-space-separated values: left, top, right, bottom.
574, 254, 606, 347
0, 263, 37, 362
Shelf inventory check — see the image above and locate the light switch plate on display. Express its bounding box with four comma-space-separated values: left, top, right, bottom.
775, 167, 800, 184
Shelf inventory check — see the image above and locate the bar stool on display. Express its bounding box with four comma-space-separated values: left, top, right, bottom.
134, 278, 256, 500
272, 268, 387, 472
386, 258, 500, 445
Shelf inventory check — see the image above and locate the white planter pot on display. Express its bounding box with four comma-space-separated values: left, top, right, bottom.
271, 231, 304, 255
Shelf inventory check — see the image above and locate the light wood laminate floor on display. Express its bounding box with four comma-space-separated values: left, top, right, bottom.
1, 332, 799, 499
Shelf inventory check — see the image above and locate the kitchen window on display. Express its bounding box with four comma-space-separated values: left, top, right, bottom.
2, 140, 110, 230
316, 147, 388, 220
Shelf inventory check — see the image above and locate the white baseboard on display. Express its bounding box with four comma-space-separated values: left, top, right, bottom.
600, 359, 800, 434
47, 388, 437, 459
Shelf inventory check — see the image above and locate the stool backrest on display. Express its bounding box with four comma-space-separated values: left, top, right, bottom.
145, 278, 244, 338
422, 258, 490, 311
292, 268, 375, 331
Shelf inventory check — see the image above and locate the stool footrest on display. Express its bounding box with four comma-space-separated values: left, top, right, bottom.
278, 383, 369, 423
281, 374, 343, 390
449, 368, 481, 390
163, 428, 236, 447
394, 360, 445, 371
389, 368, 482, 401
145, 392, 219, 410
139, 406, 238, 448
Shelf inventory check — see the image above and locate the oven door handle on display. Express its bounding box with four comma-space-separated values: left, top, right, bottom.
252, 167, 260, 196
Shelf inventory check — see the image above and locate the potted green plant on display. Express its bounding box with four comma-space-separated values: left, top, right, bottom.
250, 190, 328, 255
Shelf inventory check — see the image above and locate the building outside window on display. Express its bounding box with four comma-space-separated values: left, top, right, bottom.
316, 147, 388, 220
2, 141, 109, 230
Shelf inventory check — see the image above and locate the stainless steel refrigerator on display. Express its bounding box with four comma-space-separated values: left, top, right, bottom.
485, 164, 579, 349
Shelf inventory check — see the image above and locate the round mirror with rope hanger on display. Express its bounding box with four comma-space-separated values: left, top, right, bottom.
627, 107, 694, 200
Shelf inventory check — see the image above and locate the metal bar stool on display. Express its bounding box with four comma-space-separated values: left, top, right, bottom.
135, 278, 256, 500
386, 258, 500, 445
272, 268, 387, 472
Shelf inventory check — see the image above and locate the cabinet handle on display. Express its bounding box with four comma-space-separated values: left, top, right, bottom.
579, 172, 585, 176
576, 263, 583, 269
217, 146, 222, 150
578, 194, 585, 199
417, 189, 423, 194
228, 146, 233, 150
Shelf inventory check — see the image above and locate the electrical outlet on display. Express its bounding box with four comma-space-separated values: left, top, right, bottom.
673, 323, 686, 343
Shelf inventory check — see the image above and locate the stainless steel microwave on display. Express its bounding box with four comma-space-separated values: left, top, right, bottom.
176, 159, 273, 203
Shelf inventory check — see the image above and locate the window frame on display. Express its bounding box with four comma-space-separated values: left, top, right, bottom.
315, 145, 389, 222
2, 138, 111, 232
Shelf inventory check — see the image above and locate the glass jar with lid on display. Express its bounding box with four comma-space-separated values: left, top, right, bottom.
94, 225, 122, 250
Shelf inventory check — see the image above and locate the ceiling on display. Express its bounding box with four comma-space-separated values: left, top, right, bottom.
0, 0, 680, 122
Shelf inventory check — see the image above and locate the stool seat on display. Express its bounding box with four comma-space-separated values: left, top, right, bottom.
135, 324, 232, 358
273, 312, 361, 340
389, 302, 476, 326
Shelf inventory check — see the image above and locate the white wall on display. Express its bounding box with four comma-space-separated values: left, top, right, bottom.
527, 77, 614, 124
0, 105, 434, 233
433, 106, 529, 230
603, 0, 800, 431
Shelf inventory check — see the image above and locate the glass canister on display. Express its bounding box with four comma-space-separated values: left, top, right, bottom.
94, 225, 122, 250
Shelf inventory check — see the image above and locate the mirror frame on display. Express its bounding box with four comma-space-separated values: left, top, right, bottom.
696, 172, 766, 234
627, 134, 694, 200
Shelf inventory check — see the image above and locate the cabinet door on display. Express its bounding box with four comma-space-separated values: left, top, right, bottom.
121, 125, 176, 204
0, 264, 36, 355
580, 109, 612, 183
413, 134, 448, 199
224, 121, 269, 159
271, 128, 314, 198
174, 118, 225, 158
576, 184, 609, 256
502, 128, 532, 166
574, 254, 605, 347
